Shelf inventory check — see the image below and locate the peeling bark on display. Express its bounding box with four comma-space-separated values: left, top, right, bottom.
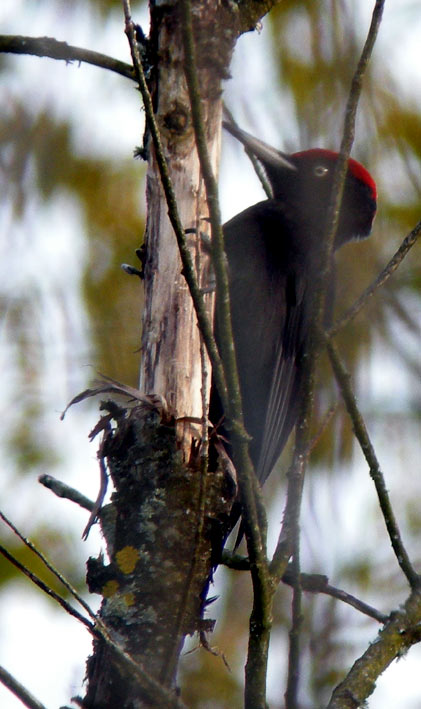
83, 403, 234, 707
139, 0, 232, 428
81, 1, 278, 705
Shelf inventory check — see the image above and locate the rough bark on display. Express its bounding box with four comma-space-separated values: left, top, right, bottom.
82, 2, 238, 706
82, 402, 234, 708
139, 1, 231, 429
81, 0, 281, 705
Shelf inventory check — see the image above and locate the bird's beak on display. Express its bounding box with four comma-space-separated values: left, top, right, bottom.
223, 121, 296, 172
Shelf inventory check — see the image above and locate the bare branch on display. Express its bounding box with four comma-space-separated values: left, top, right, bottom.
285, 555, 303, 709
0, 34, 135, 81
319, 583, 387, 624
272, 0, 386, 582
283, 573, 387, 624
327, 588, 421, 708
0, 510, 97, 622
223, 554, 387, 623
326, 339, 419, 588
223, 106, 273, 199
179, 5, 272, 707
307, 404, 338, 455
0, 541, 93, 630
0, 511, 188, 708
38, 473, 94, 511
316, 0, 386, 329
275, 4, 386, 704
330, 220, 421, 336
179, 0, 267, 559
0, 665, 46, 709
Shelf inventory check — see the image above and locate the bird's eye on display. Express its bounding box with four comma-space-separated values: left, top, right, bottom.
314, 165, 329, 178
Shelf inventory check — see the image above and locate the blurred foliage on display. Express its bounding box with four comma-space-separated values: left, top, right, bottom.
267, 0, 421, 470
306, 596, 354, 706
1, 102, 145, 482
1, 105, 145, 384
180, 571, 252, 707
0, 0, 146, 610
1, 0, 421, 707
182, 2, 421, 706
0, 526, 88, 597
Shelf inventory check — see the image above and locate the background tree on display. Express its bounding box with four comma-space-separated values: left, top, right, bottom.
1, 0, 421, 707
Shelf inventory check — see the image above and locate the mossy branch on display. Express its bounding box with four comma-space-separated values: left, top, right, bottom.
327, 588, 421, 708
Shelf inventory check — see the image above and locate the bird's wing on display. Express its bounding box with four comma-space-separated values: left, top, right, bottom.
256, 270, 309, 484
218, 200, 313, 486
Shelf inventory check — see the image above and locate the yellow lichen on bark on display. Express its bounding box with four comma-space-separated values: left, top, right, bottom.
116, 546, 140, 574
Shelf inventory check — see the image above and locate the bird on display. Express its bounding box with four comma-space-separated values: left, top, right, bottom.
209, 122, 377, 536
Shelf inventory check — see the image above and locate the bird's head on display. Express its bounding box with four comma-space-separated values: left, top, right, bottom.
224, 122, 377, 246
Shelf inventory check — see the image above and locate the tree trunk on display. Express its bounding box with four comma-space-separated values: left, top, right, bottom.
82, 400, 233, 708
82, 0, 282, 704
82, 2, 238, 706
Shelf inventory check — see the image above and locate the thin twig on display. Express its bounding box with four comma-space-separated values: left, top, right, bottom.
222, 555, 387, 623
160, 350, 211, 686
326, 338, 419, 588
38, 474, 94, 511
223, 106, 273, 198
179, 3, 273, 708
0, 511, 187, 708
0, 542, 93, 630
306, 404, 337, 455
285, 555, 303, 709
0, 665, 46, 709
320, 584, 387, 624
277, 449, 307, 708
274, 252, 321, 702
312, 0, 386, 333
281, 569, 387, 623
278, 5, 385, 705
0, 34, 135, 81
318, 0, 385, 279
198, 631, 231, 672
82, 440, 109, 540
91, 616, 188, 709
180, 0, 268, 556
329, 220, 421, 336
0, 510, 97, 621
327, 588, 421, 708
122, 1, 228, 416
